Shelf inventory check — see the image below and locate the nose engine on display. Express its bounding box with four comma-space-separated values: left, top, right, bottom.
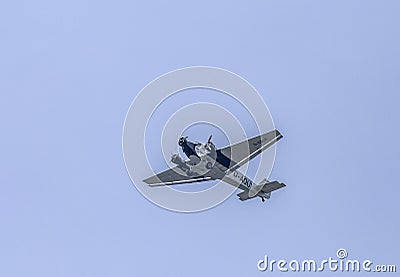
201, 136, 217, 170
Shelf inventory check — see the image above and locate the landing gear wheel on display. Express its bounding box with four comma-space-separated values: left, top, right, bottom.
261, 197, 265, 202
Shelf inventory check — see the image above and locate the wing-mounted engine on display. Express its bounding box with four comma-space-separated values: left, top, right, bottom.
171, 153, 198, 176
171, 153, 189, 171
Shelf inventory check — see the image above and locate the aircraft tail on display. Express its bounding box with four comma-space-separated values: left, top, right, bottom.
260, 180, 286, 193
248, 179, 286, 198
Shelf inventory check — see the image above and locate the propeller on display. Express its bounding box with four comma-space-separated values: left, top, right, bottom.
178, 135, 188, 146
207, 134, 212, 143
176, 134, 188, 140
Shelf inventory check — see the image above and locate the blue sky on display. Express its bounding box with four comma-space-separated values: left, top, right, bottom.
1, 0, 399, 276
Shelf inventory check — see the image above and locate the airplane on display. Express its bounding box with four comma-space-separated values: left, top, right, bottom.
143, 130, 285, 202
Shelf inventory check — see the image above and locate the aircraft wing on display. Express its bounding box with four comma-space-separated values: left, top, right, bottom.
143, 166, 212, 186
218, 129, 283, 173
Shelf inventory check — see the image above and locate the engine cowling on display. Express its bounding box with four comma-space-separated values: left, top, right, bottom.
171, 154, 188, 170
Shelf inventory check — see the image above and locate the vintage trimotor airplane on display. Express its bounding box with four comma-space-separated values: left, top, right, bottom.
143, 130, 285, 202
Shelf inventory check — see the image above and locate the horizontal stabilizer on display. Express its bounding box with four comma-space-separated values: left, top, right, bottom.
237, 180, 286, 201
261, 181, 286, 193
237, 190, 250, 201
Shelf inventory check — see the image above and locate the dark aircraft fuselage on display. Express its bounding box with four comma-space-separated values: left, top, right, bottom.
179, 137, 232, 169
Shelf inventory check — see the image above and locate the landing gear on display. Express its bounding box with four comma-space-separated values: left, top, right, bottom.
186, 168, 193, 176
261, 197, 265, 202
